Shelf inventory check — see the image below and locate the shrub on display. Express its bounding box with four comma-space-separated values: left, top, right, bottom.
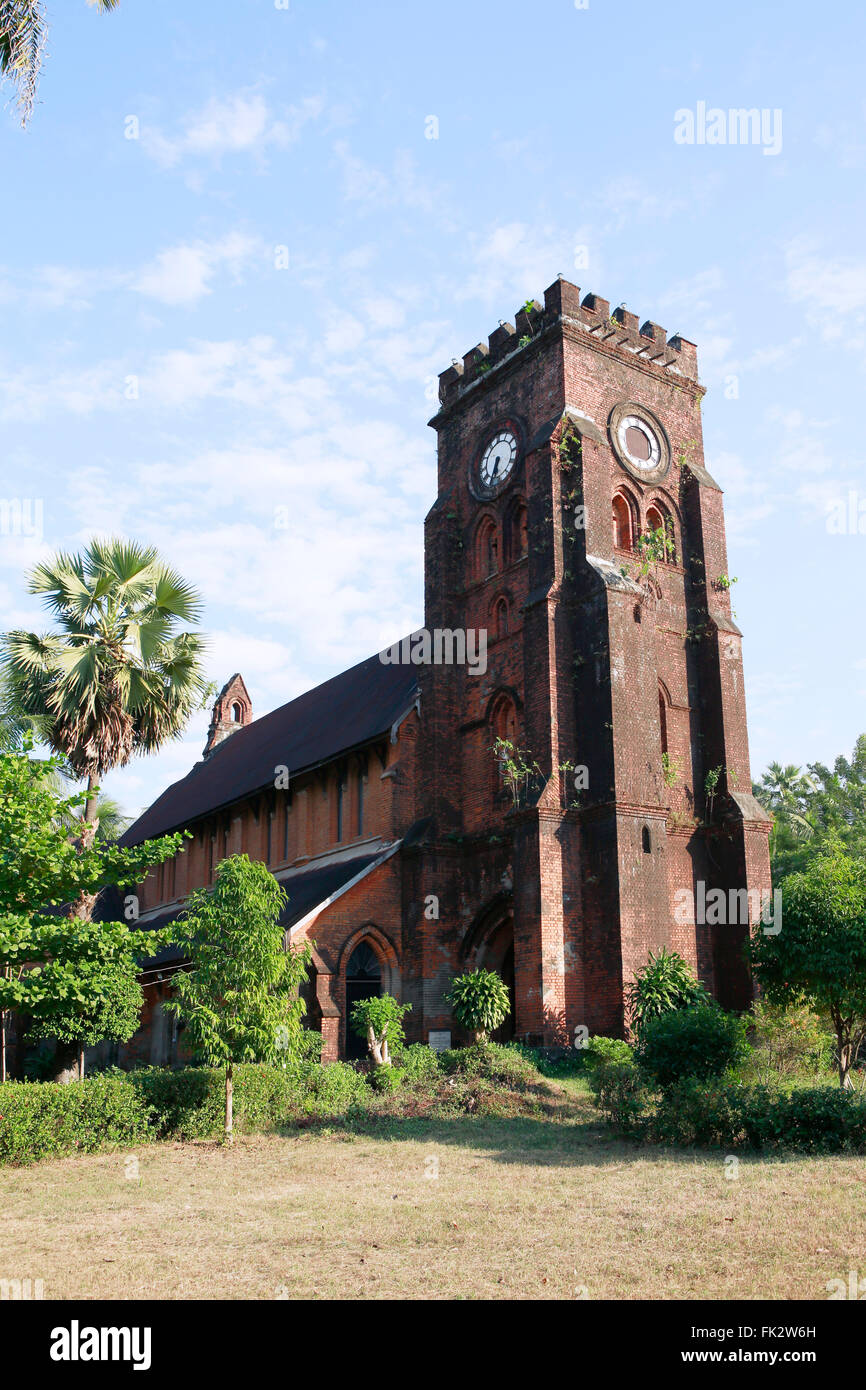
649, 1079, 866, 1152
626, 947, 709, 1037
446, 968, 511, 1043
368, 1064, 404, 1094
303, 1060, 368, 1115
651, 1076, 752, 1148
396, 1043, 442, 1086
589, 1060, 650, 1134
440, 1041, 537, 1091
745, 1001, 835, 1084
0, 1074, 151, 1166
636, 1004, 751, 1087
584, 1036, 634, 1069
742, 1086, 866, 1154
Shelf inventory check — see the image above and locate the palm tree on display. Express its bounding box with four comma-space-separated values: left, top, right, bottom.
1, 538, 209, 850
1, 0, 119, 125
755, 761, 816, 856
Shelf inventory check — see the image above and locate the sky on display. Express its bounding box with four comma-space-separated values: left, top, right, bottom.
1, 0, 863, 820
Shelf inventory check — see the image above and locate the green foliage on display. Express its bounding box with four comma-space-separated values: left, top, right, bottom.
440, 1040, 537, 1091
446, 968, 511, 1042
165, 854, 311, 1070
395, 1042, 441, 1084
491, 736, 542, 810
636, 1004, 751, 1087
583, 1035, 634, 1069
26, 948, 143, 1052
753, 737, 866, 876
650, 1078, 866, 1153
1, 538, 209, 799
587, 1059, 651, 1134
749, 845, 866, 1087
0, 1073, 151, 1165
744, 1000, 835, 1085
0, 738, 184, 1065
625, 946, 709, 1037
661, 752, 682, 788
367, 1063, 404, 1093
651, 1076, 751, 1147
349, 993, 411, 1066
304, 1060, 368, 1113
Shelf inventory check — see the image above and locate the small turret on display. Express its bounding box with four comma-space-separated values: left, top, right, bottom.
203, 673, 252, 758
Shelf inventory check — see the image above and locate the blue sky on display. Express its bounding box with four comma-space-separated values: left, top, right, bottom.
1, 0, 863, 818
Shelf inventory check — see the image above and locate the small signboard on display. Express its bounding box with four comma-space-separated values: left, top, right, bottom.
428, 1030, 451, 1052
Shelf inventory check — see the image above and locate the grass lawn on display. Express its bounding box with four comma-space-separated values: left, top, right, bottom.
1, 1075, 863, 1300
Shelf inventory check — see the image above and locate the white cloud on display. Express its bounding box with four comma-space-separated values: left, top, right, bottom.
142, 92, 325, 168
134, 233, 260, 306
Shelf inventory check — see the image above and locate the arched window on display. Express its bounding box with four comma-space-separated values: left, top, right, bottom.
658, 683, 669, 755
642, 825, 651, 853
646, 503, 676, 563
474, 516, 500, 580
345, 941, 382, 1060
230, 701, 242, 722
490, 693, 517, 744
494, 597, 509, 640
490, 693, 518, 790
612, 493, 634, 551
505, 499, 529, 563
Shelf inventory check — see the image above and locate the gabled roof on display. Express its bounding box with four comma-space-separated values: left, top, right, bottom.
121, 648, 419, 845
127, 849, 391, 968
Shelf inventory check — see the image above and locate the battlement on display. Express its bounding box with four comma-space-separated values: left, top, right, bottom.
437, 276, 699, 406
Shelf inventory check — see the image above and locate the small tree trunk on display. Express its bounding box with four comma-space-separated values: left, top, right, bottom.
225, 1061, 233, 1144
78, 1044, 85, 1081
839, 1041, 853, 1091
1, 1009, 6, 1084
367, 1024, 384, 1067
83, 773, 99, 826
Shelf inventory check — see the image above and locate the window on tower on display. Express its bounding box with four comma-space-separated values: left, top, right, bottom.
612, 493, 635, 551
475, 516, 500, 579
646, 502, 676, 563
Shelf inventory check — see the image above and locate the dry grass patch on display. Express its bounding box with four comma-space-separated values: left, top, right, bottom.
1, 1082, 863, 1300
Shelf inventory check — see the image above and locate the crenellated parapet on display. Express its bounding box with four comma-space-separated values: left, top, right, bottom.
437, 276, 699, 406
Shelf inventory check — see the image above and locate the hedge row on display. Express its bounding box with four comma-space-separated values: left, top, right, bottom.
592, 1062, 866, 1153
0, 1057, 372, 1166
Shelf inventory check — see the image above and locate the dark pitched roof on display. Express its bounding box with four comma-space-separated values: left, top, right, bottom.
121, 649, 419, 845
132, 850, 388, 968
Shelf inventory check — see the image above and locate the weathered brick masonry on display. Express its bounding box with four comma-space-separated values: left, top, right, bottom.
115, 275, 770, 1062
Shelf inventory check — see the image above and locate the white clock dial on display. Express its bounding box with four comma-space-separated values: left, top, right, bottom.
479, 430, 518, 490
618, 415, 660, 471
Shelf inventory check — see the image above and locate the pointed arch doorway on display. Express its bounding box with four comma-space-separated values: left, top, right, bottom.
344, 941, 382, 1060
463, 902, 516, 1044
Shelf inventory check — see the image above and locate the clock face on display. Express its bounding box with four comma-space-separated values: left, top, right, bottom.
618, 415, 661, 471
479, 430, 518, 492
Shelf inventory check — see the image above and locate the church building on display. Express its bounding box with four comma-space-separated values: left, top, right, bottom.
119, 275, 772, 1064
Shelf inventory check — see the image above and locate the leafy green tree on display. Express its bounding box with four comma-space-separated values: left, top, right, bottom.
24, 925, 148, 1072
446, 967, 511, 1044
750, 845, 866, 1089
753, 738, 866, 876
635, 1003, 751, 1087
164, 855, 311, 1143
625, 946, 710, 1038
0, 738, 183, 1080
349, 993, 411, 1067
1, 539, 209, 894
1, 0, 119, 125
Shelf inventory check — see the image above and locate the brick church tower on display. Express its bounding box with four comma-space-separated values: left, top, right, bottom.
404, 275, 772, 1044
